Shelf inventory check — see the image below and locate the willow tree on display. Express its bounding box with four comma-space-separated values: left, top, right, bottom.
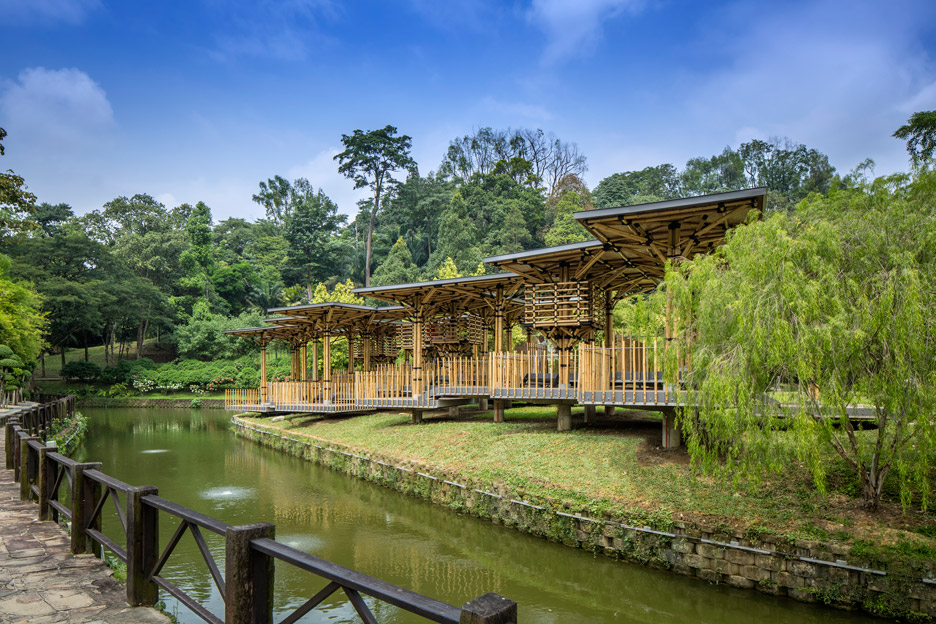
668, 172, 936, 511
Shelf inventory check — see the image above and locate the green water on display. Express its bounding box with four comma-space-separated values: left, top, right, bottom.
75, 408, 879, 623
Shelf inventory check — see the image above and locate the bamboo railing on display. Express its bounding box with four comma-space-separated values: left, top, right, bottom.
268, 375, 357, 412
578, 336, 687, 406
428, 356, 489, 396
355, 364, 435, 409
489, 351, 579, 400
225, 388, 263, 410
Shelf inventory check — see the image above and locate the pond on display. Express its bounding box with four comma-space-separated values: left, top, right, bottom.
75, 407, 879, 623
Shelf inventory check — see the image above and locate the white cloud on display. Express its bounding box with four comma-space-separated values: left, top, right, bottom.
0, 67, 115, 148
287, 148, 370, 216
0, 0, 100, 25
526, 0, 645, 63
673, 0, 936, 175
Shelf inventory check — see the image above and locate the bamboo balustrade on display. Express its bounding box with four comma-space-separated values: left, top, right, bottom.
355, 363, 435, 409
578, 335, 688, 406
225, 388, 263, 410
428, 356, 490, 396
489, 350, 579, 400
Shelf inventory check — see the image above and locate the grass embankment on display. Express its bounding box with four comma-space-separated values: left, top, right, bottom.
243, 405, 936, 561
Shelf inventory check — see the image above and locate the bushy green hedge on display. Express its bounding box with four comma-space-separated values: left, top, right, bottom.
60, 361, 102, 382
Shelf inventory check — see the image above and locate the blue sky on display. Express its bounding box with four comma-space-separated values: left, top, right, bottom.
1, 0, 935, 221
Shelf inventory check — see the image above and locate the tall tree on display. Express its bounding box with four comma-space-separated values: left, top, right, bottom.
893, 111, 936, 168
180, 201, 215, 302
592, 165, 679, 208
335, 125, 417, 286
544, 191, 590, 247
283, 188, 345, 299
0, 253, 45, 369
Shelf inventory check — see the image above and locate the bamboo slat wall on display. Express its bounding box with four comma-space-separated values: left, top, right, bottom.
523, 282, 605, 328
354, 363, 434, 409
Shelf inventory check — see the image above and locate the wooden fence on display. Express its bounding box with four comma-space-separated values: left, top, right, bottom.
578, 336, 686, 406
490, 351, 579, 400
2, 395, 517, 624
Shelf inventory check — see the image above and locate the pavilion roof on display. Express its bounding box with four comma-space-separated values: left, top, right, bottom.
574, 188, 766, 277
351, 273, 525, 316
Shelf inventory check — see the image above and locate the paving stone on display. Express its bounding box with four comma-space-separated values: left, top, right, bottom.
0, 426, 170, 623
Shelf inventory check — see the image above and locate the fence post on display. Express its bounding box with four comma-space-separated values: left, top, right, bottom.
225, 522, 275, 624
459, 593, 517, 624
70, 462, 102, 555
5, 416, 18, 469
126, 485, 159, 606
20, 435, 40, 501
37, 442, 53, 520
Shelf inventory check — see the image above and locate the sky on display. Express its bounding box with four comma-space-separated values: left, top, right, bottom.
1, 0, 935, 222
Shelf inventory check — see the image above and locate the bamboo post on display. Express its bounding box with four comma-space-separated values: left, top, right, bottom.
413, 306, 424, 398
363, 333, 371, 371
259, 344, 268, 404
311, 339, 319, 382
323, 333, 332, 404
300, 343, 307, 381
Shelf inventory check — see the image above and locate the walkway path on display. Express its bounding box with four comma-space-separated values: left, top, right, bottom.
0, 412, 170, 623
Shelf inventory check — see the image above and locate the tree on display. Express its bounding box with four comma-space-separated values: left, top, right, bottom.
592, 165, 679, 208
0, 253, 45, 371
893, 111, 936, 167
371, 237, 419, 287
181, 201, 214, 300
0, 344, 26, 403
736, 138, 835, 211
283, 188, 345, 299
335, 125, 417, 286
32, 203, 74, 237
434, 257, 461, 280
251, 175, 294, 227
0, 128, 38, 237
544, 191, 590, 246
679, 147, 747, 196
440, 127, 587, 194
430, 193, 483, 276
668, 171, 936, 510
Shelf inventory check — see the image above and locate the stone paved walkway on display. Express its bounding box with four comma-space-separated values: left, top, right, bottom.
0, 415, 170, 623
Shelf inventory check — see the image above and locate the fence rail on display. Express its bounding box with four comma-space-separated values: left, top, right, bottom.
3, 394, 516, 624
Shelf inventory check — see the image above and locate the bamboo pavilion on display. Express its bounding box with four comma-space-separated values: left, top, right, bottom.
223, 188, 766, 446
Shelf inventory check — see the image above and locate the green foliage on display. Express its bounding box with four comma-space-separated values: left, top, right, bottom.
335, 125, 417, 286
0, 254, 45, 369
893, 110, 936, 168
668, 170, 936, 510
543, 191, 590, 246
371, 237, 420, 287
173, 301, 263, 360
593, 164, 679, 208
0, 127, 38, 237
283, 187, 345, 292
60, 361, 101, 382
0, 343, 26, 399
434, 257, 461, 280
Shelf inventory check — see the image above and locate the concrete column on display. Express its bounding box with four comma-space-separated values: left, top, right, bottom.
662, 409, 680, 449
493, 400, 505, 423
583, 405, 596, 423
412, 410, 423, 424
479, 398, 489, 411
448, 406, 460, 418
605, 405, 615, 417
557, 404, 572, 431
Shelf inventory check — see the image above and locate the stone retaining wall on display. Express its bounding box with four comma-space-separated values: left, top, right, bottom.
232, 415, 936, 621
77, 397, 224, 409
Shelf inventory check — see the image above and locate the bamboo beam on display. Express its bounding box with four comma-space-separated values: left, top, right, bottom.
323, 333, 332, 404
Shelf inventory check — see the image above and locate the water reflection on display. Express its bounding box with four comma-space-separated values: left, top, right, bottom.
77, 408, 879, 624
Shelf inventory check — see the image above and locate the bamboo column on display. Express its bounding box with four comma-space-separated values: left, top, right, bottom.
493, 285, 506, 423
362, 332, 372, 371
259, 343, 268, 404
412, 299, 424, 398
300, 343, 308, 381
347, 336, 355, 374
323, 333, 332, 404
311, 340, 319, 382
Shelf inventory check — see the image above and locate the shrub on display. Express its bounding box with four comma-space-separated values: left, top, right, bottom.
61, 361, 102, 382
190, 398, 202, 409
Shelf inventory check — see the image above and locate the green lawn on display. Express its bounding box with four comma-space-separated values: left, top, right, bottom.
243, 405, 935, 558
